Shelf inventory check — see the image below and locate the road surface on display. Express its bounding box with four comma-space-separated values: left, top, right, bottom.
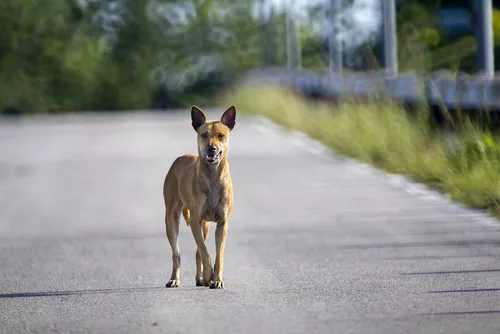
1, 111, 500, 333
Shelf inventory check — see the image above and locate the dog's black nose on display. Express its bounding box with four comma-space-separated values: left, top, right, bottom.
207, 145, 217, 154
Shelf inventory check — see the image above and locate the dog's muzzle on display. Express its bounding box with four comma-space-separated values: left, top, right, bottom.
203, 148, 223, 164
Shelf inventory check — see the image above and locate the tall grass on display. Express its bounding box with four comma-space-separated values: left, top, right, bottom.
221, 84, 500, 218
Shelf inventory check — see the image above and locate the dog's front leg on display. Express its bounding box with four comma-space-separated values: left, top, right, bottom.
210, 221, 228, 289
190, 220, 213, 286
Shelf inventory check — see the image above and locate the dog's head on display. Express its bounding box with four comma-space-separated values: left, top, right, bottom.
191, 105, 236, 165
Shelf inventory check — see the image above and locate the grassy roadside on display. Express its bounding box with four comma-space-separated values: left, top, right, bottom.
220, 84, 500, 219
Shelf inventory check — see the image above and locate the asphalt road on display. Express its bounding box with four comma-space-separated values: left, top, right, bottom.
1, 111, 500, 334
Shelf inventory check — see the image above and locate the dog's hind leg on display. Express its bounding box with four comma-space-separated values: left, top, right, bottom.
195, 220, 210, 286
165, 202, 182, 288
182, 208, 190, 227
190, 219, 213, 286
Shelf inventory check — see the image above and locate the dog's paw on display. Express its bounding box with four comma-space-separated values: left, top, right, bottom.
209, 280, 224, 289
195, 278, 204, 287
165, 279, 180, 288
200, 279, 213, 287
202, 269, 213, 287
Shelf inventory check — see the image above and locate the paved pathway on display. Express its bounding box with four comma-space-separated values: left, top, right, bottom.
1, 111, 499, 333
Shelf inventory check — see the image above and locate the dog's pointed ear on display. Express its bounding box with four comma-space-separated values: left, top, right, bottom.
221, 106, 236, 131
191, 106, 206, 131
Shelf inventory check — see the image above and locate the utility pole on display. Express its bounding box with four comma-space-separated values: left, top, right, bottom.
382, 0, 398, 76
329, 0, 342, 73
268, 6, 278, 65
474, 0, 494, 77
260, 0, 269, 66
285, 7, 301, 70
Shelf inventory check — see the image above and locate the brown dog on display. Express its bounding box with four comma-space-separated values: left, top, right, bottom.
163, 105, 236, 289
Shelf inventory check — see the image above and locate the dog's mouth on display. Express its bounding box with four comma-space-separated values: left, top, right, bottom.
203, 150, 223, 164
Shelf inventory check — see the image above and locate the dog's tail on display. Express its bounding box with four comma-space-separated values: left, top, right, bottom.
182, 208, 190, 227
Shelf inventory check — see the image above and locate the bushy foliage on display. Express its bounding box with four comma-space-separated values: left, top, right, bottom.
1, 0, 498, 114
0, 0, 264, 114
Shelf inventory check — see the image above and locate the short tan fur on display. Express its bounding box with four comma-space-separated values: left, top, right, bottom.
163, 105, 236, 289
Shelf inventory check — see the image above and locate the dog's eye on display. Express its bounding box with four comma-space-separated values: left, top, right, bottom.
201, 133, 208, 139
217, 134, 225, 140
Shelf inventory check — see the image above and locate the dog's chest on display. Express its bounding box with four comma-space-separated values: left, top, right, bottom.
202, 182, 229, 222
206, 187, 221, 209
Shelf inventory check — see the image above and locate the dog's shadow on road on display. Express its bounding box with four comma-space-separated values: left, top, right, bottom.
0, 286, 195, 299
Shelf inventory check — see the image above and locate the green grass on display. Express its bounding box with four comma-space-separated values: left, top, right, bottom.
220, 84, 500, 218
